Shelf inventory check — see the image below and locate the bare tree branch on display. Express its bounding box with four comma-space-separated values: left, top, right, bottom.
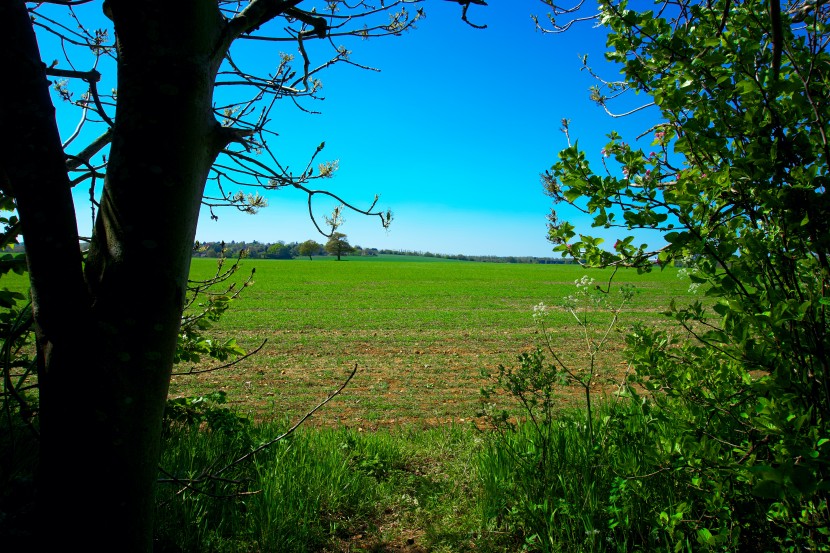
171, 339, 268, 376
65, 128, 112, 171
216, 364, 359, 477
222, 0, 306, 52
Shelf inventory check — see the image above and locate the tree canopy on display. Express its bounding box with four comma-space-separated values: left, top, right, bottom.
325, 232, 354, 260
298, 239, 323, 259
544, 0, 830, 546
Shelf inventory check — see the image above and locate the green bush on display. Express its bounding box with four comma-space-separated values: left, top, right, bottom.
538, 0, 830, 549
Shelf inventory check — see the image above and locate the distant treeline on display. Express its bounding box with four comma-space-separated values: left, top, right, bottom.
193, 240, 571, 264
373, 248, 572, 264
8, 240, 571, 264
194, 240, 359, 259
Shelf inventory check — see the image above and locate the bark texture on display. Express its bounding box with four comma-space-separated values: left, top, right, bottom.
1, 1, 233, 550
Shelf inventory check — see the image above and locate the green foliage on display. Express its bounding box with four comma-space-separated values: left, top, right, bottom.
163, 391, 250, 436
477, 399, 702, 552
324, 231, 354, 260
175, 250, 254, 366
544, 0, 830, 548
265, 241, 294, 260
297, 239, 322, 260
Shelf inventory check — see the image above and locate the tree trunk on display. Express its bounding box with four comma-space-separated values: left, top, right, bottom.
2, 1, 228, 550
0, 2, 92, 545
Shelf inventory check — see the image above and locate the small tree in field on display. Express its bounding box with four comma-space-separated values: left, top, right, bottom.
298, 239, 322, 260
541, 0, 830, 547
325, 232, 354, 261
267, 241, 293, 260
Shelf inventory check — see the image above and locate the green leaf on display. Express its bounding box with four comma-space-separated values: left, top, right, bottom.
752, 478, 784, 500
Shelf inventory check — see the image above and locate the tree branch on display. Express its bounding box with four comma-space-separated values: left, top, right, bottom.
221, 0, 305, 53
215, 364, 358, 477
65, 128, 113, 171
44, 66, 115, 127
171, 339, 268, 376
285, 6, 327, 38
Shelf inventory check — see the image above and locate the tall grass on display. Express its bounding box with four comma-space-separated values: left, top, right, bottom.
155, 422, 381, 552
476, 398, 690, 552
154, 420, 485, 552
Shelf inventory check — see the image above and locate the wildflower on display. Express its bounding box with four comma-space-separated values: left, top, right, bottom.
532, 302, 548, 321
601, 148, 609, 158
655, 131, 665, 141
575, 275, 595, 289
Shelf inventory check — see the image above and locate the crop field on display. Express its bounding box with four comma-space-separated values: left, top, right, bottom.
173, 255, 693, 428
2, 254, 698, 550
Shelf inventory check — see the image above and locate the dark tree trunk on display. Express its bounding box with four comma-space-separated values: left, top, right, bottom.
0, 2, 92, 545
1, 1, 230, 550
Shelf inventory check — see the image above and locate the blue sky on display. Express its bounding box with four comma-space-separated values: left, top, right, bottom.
44, 1, 662, 257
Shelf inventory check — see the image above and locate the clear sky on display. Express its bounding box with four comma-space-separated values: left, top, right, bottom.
45, 1, 662, 257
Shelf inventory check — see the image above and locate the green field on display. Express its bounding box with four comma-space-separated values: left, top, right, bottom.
175, 255, 691, 427
2, 255, 702, 551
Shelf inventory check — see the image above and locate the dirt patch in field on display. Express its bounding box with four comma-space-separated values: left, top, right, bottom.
168, 324, 636, 429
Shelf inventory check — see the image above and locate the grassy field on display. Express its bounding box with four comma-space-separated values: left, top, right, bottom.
0, 254, 692, 426
175, 255, 691, 429
3, 254, 700, 551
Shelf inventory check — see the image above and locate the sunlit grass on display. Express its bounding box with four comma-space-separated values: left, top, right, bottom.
155, 421, 488, 552
174, 256, 692, 427
3, 255, 698, 551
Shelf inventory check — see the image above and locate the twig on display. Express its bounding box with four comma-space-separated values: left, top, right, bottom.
171, 339, 268, 376
215, 364, 359, 477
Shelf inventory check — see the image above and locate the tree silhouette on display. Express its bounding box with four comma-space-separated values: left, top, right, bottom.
0, 1, 422, 549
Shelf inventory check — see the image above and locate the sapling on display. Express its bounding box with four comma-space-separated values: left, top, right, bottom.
532, 275, 635, 445
481, 275, 634, 446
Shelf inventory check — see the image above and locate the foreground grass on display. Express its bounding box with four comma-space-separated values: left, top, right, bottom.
155, 257, 700, 552
157, 393, 791, 553
3, 257, 700, 551
156, 421, 491, 552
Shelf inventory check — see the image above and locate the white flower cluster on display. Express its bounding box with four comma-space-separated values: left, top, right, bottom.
676, 267, 700, 293
575, 275, 595, 289
532, 302, 548, 322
